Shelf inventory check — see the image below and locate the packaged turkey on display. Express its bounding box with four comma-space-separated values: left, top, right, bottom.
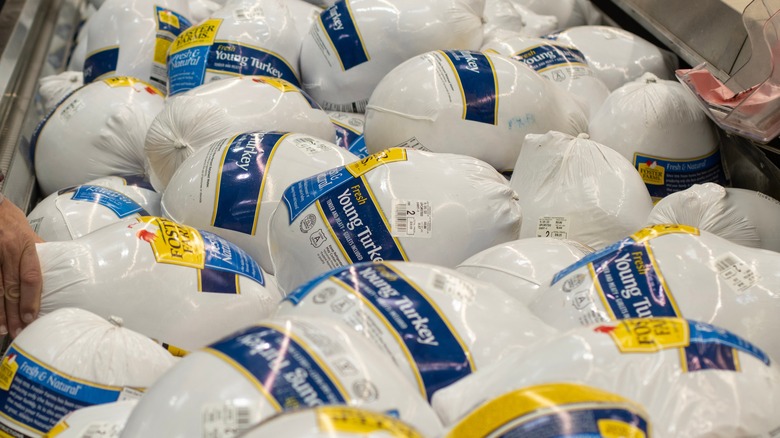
481, 0, 558, 41
0, 308, 177, 437
38, 71, 83, 113
45, 401, 137, 438
545, 26, 677, 91
278, 261, 556, 400
530, 224, 780, 361
482, 35, 610, 117
145, 75, 336, 191
647, 183, 780, 252
509, 131, 653, 249
162, 131, 357, 273
456, 237, 592, 306
33, 77, 165, 196
364, 50, 588, 171
120, 316, 443, 437
513, 0, 603, 29
299, 0, 484, 112
268, 148, 523, 293
287, 0, 323, 44
167, 0, 301, 96
433, 317, 780, 436
28, 176, 160, 241
84, 0, 192, 93
38, 216, 282, 350
589, 73, 724, 201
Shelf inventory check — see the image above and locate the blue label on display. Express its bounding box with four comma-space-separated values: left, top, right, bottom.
168, 45, 211, 95
347, 134, 368, 158
212, 132, 288, 235
499, 408, 650, 438
332, 120, 362, 150
319, 0, 370, 71
552, 238, 625, 284
120, 175, 156, 191
513, 44, 587, 72
207, 42, 300, 86
283, 167, 355, 223
441, 50, 498, 125
634, 149, 725, 199
288, 263, 473, 401
201, 230, 265, 286
686, 320, 770, 368
83, 47, 119, 84
70, 185, 147, 219
206, 325, 348, 410
0, 347, 122, 435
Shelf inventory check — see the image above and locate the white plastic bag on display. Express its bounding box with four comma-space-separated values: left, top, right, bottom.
589, 73, 724, 201
84, 0, 192, 93
45, 401, 137, 438
27, 176, 161, 241
278, 261, 556, 400
144, 76, 336, 191
456, 237, 592, 306
167, 0, 301, 96
482, 35, 610, 117
268, 148, 523, 293
120, 316, 444, 437
299, 0, 485, 112
364, 50, 588, 171
510, 132, 653, 249
38, 72, 83, 113
545, 26, 677, 91
646, 183, 780, 253
530, 224, 780, 361
33, 77, 165, 196
162, 131, 357, 273
0, 308, 177, 438
38, 216, 282, 350
433, 317, 780, 436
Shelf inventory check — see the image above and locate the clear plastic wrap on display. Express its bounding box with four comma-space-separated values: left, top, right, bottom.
433, 317, 780, 436
45, 401, 137, 438
161, 131, 357, 273
120, 316, 443, 437
277, 261, 556, 401
38, 216, 282, 350
299, 0, 485, 112
364, 51, 588, 171
268, 148, 523, 293
0, 308, 177, 437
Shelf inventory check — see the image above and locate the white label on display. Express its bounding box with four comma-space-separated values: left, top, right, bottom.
293, 137, 329, 156
59, 99, 85, 121
714, 253, 761, 293
430, 272, 476, 303
117, 387, 144, 401
202, 403, 252, 438
81, 422, 121, 438
391, 200, 432, 238
536, 216, 570, 239
393, 136, 429, 151
233, 6, 264, 22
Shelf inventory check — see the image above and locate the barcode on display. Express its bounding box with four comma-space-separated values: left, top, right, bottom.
432, 273, 447, 290
236, 406, 251, 429
234, 7, 264, 21
394, 201, 408, 234
716, 255, 739, 272
322, 99, 368, 113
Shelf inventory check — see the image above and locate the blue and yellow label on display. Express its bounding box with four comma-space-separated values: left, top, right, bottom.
318, 0, 370, 71
316, 406, 422, 437
0, 346, 125, 436
633, 149, 725, 200
212, 132, 289, 235
440, 50, 498, 126
347, 134, 368, 158
83, 46, 119, 84
154, 6, 192, 65
205, 324, 348, 410
287, 262, 474, 400
59, 185, 148, 219
512, 43, 587, 73
446, 383, 651, 438
168, 19, 222, 95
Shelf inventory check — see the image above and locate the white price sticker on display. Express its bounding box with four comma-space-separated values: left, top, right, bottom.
714, 253, 761, 293
293, 137, 329, 156
233, 6, 264, 22
202, 403, 252, 438
430, 272, 476, 303
82, 422, 121, 438
391, 200, 432, 238
393, 137, 429, 151
536, 216, 570, 239
117, 387, 143, 401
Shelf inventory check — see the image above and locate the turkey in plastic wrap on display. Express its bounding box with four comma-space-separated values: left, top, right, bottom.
513, 0, 602, 29
299, 0, 485, 112
45, 401, 137, 438
456, 237, 592, 306
589, 73, 724, 201
482, 35, 610, 117
0, 308, 177, 438
38, 216, 282, 350
236, 406, 424, 438
509, 132, 653, 249
33, 77, 165, 196
646, 183, 780, 253
144, 76, 336, 191
544, 26, 677, 91
28, 176, 160, 241
278, 261, 556, 401
120, 316, 443, 437
84, 0, 192, 93
481, 0, 558, 42
188, 0, 221, 22
433, 317, 780, 436
268, 148, 523, 293
38, 72, 83, 113
364, 50, 588, 171
328, 111, 364, 152
167, 0, 302, 96
162, 131, 357, 274
530, 224, 780, 361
